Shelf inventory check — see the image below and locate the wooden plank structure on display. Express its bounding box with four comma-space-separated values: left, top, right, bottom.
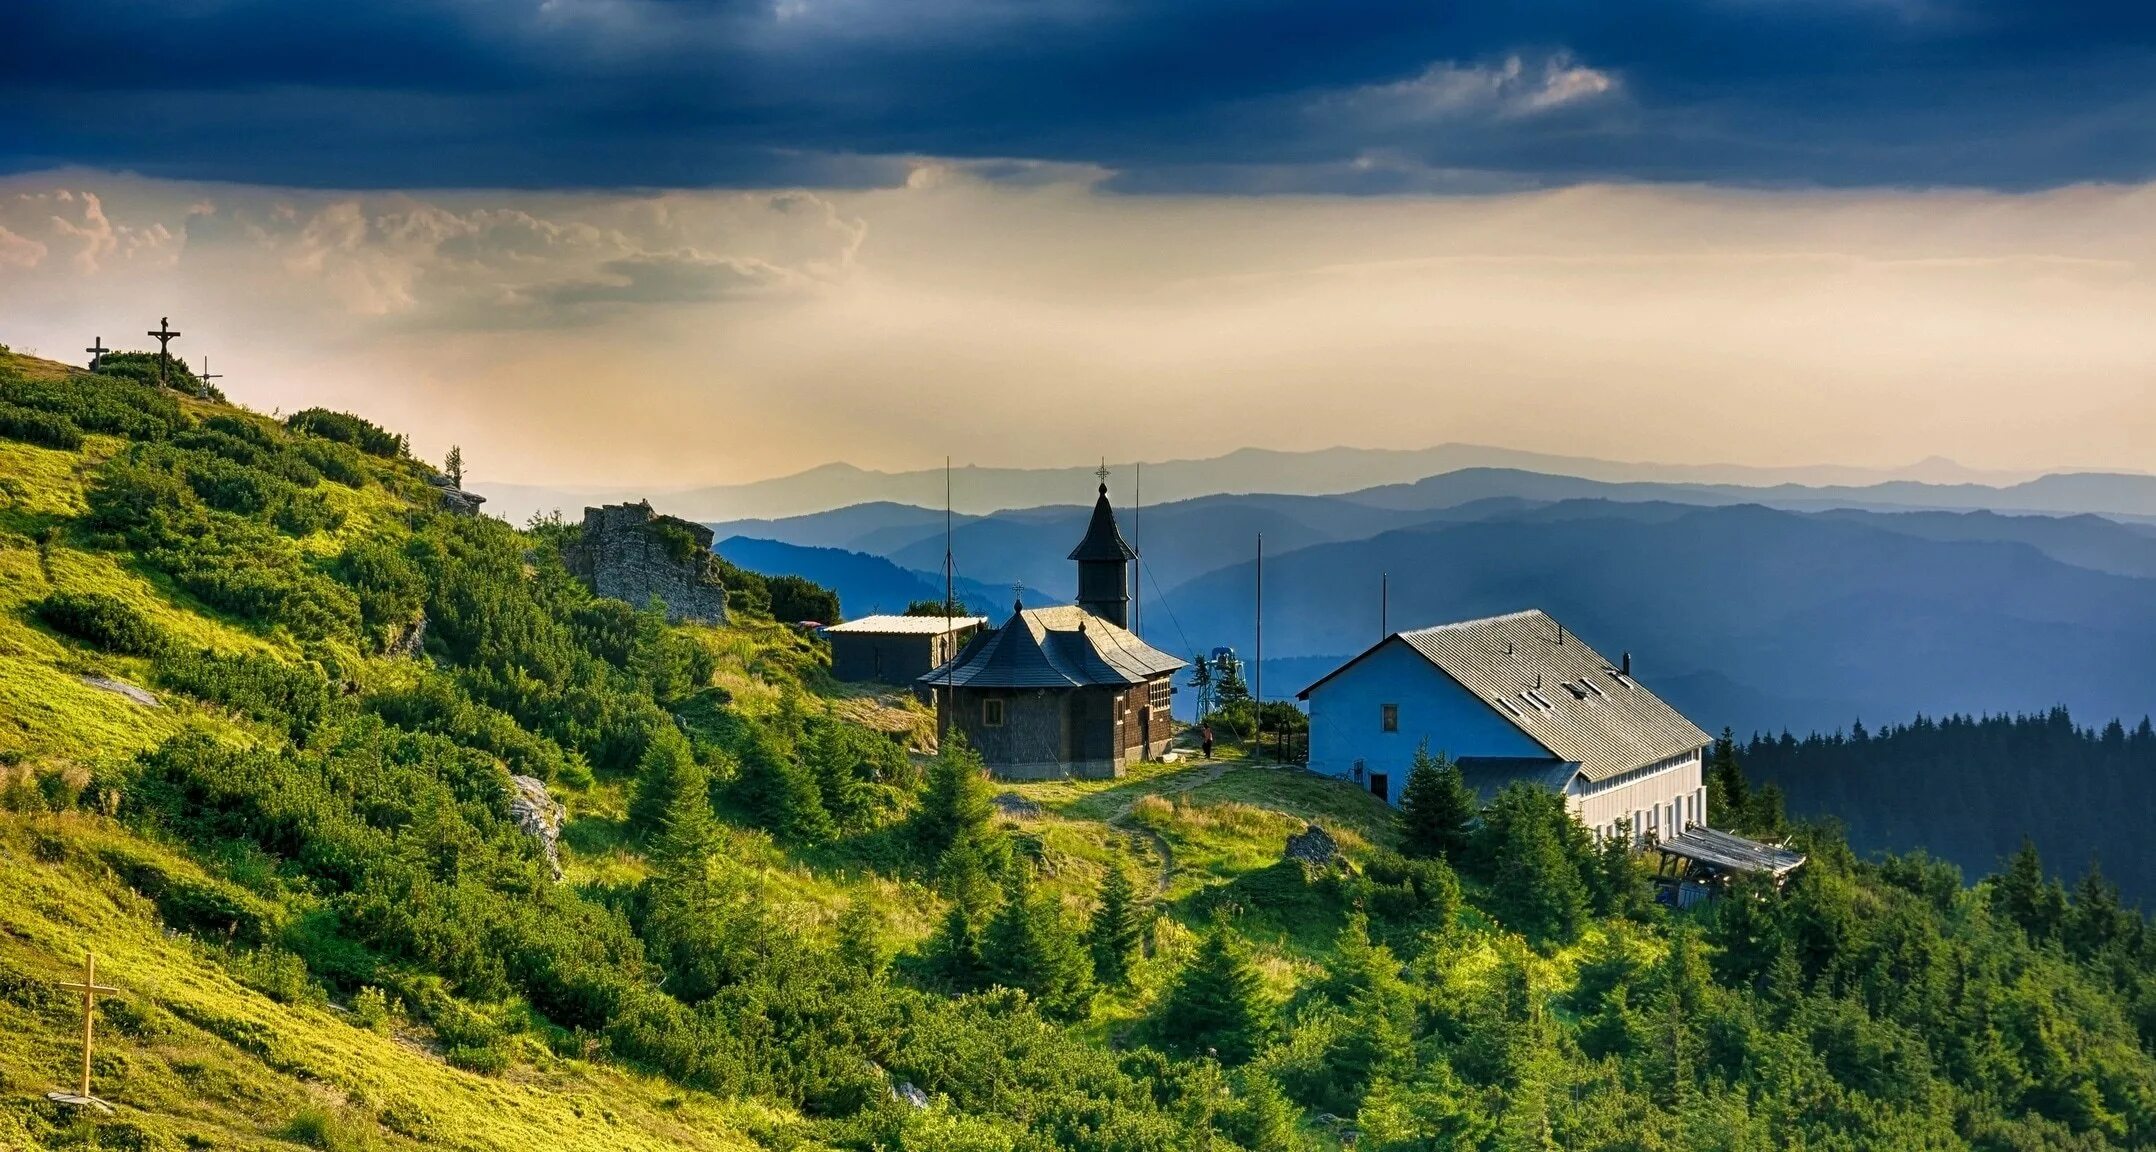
47, 951, 121, 1114
1652, 825, 1807, 908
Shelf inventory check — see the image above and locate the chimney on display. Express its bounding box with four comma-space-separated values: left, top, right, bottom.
1621, 651, 1632, 676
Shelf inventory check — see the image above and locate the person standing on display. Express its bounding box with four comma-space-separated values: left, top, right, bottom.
1201, 723, 1215, 760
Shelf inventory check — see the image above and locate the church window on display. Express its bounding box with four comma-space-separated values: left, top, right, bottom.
983, 698, 1005, 727
1381, 704, 1399, 732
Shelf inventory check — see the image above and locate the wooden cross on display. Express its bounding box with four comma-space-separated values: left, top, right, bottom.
49, 951, 121, 1112
84, 336, 108, 371
197, 356, 223, 389
147, 317, 182, 389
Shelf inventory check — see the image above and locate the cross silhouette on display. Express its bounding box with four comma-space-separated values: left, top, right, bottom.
48, 951, 121, 1113
84, 336, 108, 371
1012, 581, 1025, 612
197, 356, 222, 388
146, 317, 182, 389
1095, 458, 1110, 485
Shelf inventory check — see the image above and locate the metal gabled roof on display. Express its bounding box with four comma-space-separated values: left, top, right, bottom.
919, 604, 1183, 689
820, 614, 987, 636
1303, 609, 1710, 783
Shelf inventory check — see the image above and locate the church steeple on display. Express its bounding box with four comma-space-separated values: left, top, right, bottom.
1068, 473, 1134, 628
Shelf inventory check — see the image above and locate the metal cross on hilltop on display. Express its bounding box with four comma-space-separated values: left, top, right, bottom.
84, 336, 109, 372
47, 951, 122, 1114
197, 356, 222, 390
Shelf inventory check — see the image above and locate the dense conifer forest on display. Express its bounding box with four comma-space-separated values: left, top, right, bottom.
1742, 710, 2156, 902
5, 346, 2156, 1150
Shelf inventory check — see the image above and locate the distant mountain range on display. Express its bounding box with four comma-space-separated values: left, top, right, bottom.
472, 443, 2151, 524
702, 467, 2156, 739
713, 536, 1057, 620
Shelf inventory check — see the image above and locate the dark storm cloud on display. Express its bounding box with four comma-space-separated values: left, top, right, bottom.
2, 0, 2154, 191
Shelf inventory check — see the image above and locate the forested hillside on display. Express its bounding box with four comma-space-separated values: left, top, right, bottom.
1743, 710, 2156, 902
9, 346, 2156, 1150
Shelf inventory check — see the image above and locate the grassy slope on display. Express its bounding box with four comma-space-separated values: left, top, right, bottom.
0, 348, 1424, 1149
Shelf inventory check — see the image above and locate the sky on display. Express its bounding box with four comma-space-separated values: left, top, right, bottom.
2, 0, 2154, 485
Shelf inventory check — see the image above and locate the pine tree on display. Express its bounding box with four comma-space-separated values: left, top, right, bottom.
983, 866, 1094, 1019
1088, 853, 1148, 986
1706, 727, 1747, 828
646, 750, 720, 872
443, 444, 463, 488
1991, 837, 2066, 941
918, 732, 997, 858
1156, 917, 1270, 1065
1399, 741, 1478, 861
734, 737, 835, 846
629, 725, 706, 837
803, 720, 873, 833
1481, 784, 1589, 950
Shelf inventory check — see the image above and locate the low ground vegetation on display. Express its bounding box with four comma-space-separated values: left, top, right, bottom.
4, 346, 2156, 1150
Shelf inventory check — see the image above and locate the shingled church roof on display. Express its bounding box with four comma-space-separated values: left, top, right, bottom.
921, 603, 1182, 689
1067, 483, 1136, 563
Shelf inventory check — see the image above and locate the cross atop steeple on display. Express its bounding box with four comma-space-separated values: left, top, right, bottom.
1095, 458, 1110, 487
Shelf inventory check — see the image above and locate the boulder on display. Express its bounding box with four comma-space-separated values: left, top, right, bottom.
1284, 823, 1341, 867
508, 775, 567, 880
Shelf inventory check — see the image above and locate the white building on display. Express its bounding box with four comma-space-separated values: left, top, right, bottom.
1297, 609, 1711, 844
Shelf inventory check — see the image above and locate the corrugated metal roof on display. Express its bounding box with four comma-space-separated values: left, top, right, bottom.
1659, 826, 1807, 877
1311, 609, 1709, 783
920, 604, 1183, 689
820, 614, 987, 636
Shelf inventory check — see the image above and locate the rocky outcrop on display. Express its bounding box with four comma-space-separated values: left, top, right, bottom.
560, 500, 730, 623
1284, 824, 1341, 867
424, 471, 487, 516
508, 775, 567, 880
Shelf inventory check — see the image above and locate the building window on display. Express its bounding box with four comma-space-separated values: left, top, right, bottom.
1381, 704, 1399, 732
982, 698, 1006, 727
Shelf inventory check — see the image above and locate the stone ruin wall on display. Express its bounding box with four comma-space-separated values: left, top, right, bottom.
564, 500, 730, 623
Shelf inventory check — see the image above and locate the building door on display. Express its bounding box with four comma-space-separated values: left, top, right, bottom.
1369, 772, 1389, 803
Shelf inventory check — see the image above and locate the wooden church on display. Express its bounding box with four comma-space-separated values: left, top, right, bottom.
920, 480, 1184, 780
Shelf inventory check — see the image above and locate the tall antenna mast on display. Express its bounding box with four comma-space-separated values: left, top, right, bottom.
1381, 571, 1388, 638
942, 456, 954, 742
1254, 532, 1264, 711
1133, 461, 1142, 639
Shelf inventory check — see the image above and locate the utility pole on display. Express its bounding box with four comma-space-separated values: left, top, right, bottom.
1253, 532, 1263, 757
1381, 572, 1388, 638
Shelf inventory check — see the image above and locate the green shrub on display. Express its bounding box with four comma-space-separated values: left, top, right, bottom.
286, 407, 406, 457
155, 649, 336, 739
184, 453, 282, 515
273, 490, 346, 536
295, 436, 371, 487
33, 590, 167, 655
1, 370, 188, 437
0, 401, 84, 449
337, 538, 426, 649
352, 986, 395, 1033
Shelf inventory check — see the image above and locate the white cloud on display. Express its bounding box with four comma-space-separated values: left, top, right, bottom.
0, 226, 46, 269
0, 189, 184, 273
1317, 52, 1617, 127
